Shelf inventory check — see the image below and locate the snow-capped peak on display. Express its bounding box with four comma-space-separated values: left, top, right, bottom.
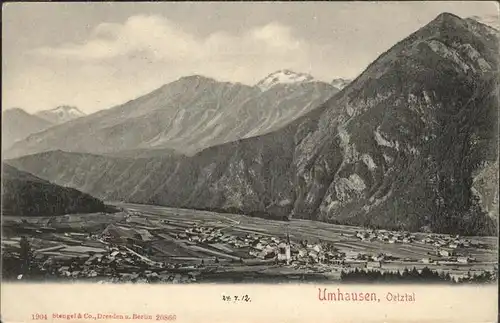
35, 105, 86, 124
256, 69, 315, 91
53, 105, 85, 116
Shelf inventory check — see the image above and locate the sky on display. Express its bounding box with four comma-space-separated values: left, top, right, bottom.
2, 1, 499, 114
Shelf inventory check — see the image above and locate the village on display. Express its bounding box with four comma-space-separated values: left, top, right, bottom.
2, 204, 497, 283
350, 228, 486, 265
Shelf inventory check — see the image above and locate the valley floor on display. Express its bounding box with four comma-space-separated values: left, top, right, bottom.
2, 202, 497, 284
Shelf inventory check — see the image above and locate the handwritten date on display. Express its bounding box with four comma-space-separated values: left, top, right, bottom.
222, 294, 251, 303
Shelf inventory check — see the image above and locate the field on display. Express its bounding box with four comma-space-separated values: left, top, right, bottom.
2, 202, 497, 283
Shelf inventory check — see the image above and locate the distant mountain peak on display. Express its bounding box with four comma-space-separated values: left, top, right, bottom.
35, 105, 85, 124
429, 11, 473, 31
256, 70, 316, 91
3, 107, 29, 115
2, 107, 54, 150
51, 105, 85, 115
436, 12, 463, 22
176, 74, 219, 84
52, 105, 82, 111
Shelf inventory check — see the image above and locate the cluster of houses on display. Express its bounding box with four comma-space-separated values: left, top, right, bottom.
421, 234, 473, 249
420, 249, 477, 265
249, 237, 292, 262
36, 244, 199, 283
176, 225, 295, 262
177, 225, 352, 266
420, 256, 475, 265
39, 244, 159, 279
418, 235, 479, 264
176, 225, 425, 269
249, 237, 396, 268
353, 229, 479, 251
350, 230, 479, 265
176, 226, 242, 245
353, 229, 417, 244
171, 225, 295, 263
291, 241, 346, 265
249, 238, 344, 265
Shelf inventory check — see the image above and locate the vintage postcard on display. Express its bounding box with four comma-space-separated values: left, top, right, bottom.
1, 1, 499, 322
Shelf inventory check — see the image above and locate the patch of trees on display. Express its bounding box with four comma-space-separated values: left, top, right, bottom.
456, 270, 496, 284
2, 237, 45, 280
2, 177, 109, 216
340, 267, 496, 284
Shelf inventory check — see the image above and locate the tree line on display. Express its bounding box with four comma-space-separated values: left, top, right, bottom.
340, 267, 496, 284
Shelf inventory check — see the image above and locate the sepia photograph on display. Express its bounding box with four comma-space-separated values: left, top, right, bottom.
1, 2, 498, 318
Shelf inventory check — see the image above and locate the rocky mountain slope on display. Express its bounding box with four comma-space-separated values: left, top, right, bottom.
35, 105, 86, 124
1, 164, 109, 216
1, 108, 54, 151
4, 73, 337, 157
6, 150, 183, 203
7, 13, 499, 235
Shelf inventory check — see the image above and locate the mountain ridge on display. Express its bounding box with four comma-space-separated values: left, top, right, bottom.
5, 72, 338, 157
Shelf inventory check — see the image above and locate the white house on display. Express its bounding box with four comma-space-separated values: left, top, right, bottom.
345, 251, 359, 259
439, 249, 453, 257
253, 242, 265, 251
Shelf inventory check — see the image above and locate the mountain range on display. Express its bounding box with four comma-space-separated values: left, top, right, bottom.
7, 13, 498, 236
4, 73, 338, 157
